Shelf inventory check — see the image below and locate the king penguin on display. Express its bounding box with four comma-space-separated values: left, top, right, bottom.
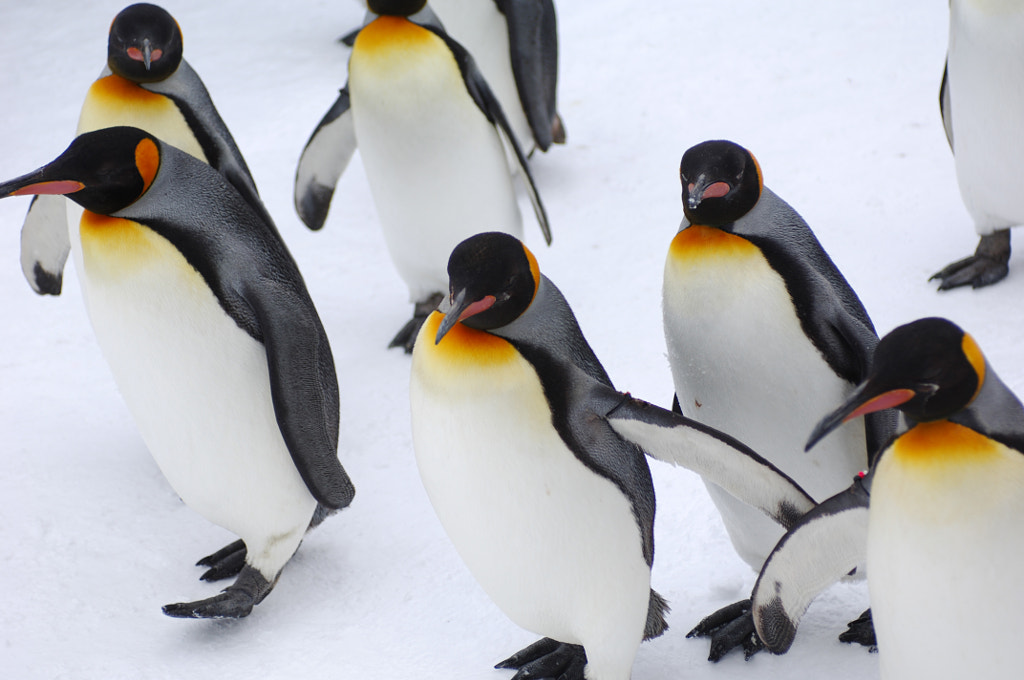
341, 0, 565, 155
410, 231, 818, 680
663, 140, 895, 656
0, 126, 355, 618
294, 0, 551, 353
930, 1, 1024, 289
21, 2, 274, 297
802, 317, 1024, 679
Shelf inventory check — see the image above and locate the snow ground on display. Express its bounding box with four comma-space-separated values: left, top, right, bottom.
0, 1, 1015, 678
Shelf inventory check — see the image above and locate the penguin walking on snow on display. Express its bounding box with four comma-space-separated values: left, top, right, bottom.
294, 0, 551, 353
21, 2, 274, 297
663, 140, 895, 657
1, 127, 355, 618
802, 318, 1024, 679
411, 231, 817, 680
930, 1, 1024, 289
341, 0, 565, 156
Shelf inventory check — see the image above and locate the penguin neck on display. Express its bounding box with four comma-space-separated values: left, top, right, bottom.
669, 223, 759, 262
891, 420, 1004, 470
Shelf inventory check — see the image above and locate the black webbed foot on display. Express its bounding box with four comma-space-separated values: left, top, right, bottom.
388, 293, 444, 354
930, 229, 1011, 290
687, 599, 763, 661
163, 564, 274, 619
495, 637, 587, 680
838, 608, 877, 651
196, 539, 247, 582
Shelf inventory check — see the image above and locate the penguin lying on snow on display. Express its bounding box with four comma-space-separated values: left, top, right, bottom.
662, 140, 895, 657
1, 127, 355, 618
21, 2, 274, 297
341, 0, 565, 156
410, 231, 816, 680
294, 0, 551, 353
778, 318, 1024, 679
931, 1, 1024, 289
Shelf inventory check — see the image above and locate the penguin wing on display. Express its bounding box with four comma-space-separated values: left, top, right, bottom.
940, 59, 954, 151
244, 277, 356, 510
494, 0, 560, 151
144, 61, 273, 228
752, 474, 870, 653
428, 26, 552, 245
293, 87, 357, 231
19, 194, 70, 295
604, 393, 816, 529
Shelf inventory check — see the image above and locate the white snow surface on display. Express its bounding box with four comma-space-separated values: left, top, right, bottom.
1, 1, 1017, 678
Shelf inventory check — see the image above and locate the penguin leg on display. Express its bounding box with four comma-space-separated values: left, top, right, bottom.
837, 608, 877, 650
162, 564, 276, 619
495, 638, 587, 680
930, 229, 1011, 290
195, 503, 335, 582
388, 292, 444, 354
687, 599, 764, 661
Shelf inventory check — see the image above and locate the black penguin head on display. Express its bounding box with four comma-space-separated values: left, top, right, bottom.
367, 0, 428, 16
679, 140, 763, 227
0, 126, 161, 215
806, 317, 986, 450
108, 3, 183, 83
435, 232, 541, 344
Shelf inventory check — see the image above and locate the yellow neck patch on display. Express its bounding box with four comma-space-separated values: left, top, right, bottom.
354, 15, 435, 54
669, 224, 759, 263
86, 74, 165, 108
418, 311, 518, 367
892, 420, 1002, 469
79, 211, 165, 277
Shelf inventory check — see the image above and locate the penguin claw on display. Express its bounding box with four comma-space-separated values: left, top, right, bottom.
162, 564, 272, 619
495, 638, 586, 680
838, 608, 877, 651
688, 599, 764, 662
196, 539, 247, 582
930, 230, 1011, 290
388, 293, 445, 353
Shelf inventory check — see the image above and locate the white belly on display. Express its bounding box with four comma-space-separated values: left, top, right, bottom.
410, 316, 648, 680
69, 211, 316, 576
664, 232, 865, 568
430, 0, 535, 153
948, 1, 1024, 232
869, 422, 1024, 680
349, 21, 523, 303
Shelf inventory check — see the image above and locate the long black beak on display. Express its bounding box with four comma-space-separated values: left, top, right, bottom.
142, 38, 153, 70
435, 288, 470, 345
0, 163, 82, 199
806, 382, 915, 452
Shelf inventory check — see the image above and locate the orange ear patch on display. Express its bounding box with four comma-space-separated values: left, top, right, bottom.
961, 333, 986, 404
522, 243, 541, 306
134, 137, 160, 194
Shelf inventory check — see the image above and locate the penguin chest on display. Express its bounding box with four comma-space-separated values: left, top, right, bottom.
663, 225, 865, 567
410, 314, 651, 645
77, 74, 207, 162
947, 2, 1024, 228
869, 421, 1024, 679
349, 17, 521, 300
73, 212, 315, 549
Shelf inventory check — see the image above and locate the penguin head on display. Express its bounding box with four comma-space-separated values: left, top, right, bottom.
0, 126, 161, 215
108, 3, 183, 83
679, 140, 763, 227
435, 232, 541, 345
366, 0, 428, 16
806, 317, 986, 450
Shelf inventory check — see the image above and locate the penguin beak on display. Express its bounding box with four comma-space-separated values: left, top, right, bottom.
142, 39, 154, 70
0, 166, 84, 199
805, 382, 916, 452
434, 288, 497, 345
687, 175, 731, 211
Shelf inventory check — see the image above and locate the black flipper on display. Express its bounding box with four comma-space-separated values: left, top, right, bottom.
293, 87, 357, 231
